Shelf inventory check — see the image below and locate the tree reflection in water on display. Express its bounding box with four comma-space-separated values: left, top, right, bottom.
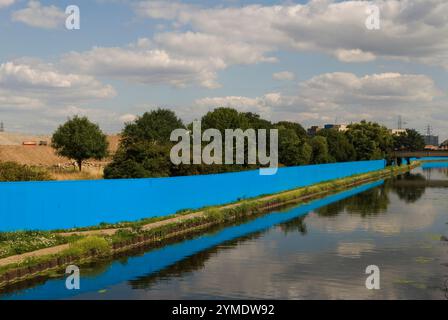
315, 171, 431, 218
392, 172, 427, 203
279, 216, 307, 235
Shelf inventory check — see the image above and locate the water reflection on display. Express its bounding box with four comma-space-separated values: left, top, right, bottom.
315, 167, 448, 218
279, 217, 307, 235
392, 173, 427, 203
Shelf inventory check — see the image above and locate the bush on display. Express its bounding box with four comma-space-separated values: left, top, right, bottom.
0, 161, 52, 182
64, 236, 111, 256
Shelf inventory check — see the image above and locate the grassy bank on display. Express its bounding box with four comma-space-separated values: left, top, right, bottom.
0, 163, 419, 287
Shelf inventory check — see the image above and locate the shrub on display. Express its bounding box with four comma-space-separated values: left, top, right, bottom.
0, 161, 51, 182
63, 236, 111, 257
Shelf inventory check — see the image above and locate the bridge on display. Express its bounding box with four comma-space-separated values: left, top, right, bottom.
390, 150, 448, 165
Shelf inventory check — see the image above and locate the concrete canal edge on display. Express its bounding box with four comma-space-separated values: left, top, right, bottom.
0, 163, 419, 288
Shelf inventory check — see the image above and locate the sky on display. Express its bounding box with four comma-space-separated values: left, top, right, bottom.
0, 0, 447, 141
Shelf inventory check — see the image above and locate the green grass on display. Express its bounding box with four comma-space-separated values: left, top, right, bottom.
0, 231, 80, 259
61, 236, 111, 257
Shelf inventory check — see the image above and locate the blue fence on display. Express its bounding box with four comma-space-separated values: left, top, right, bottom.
0, 160, 385, 231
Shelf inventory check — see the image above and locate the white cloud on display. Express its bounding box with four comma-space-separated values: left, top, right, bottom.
194, 72, 443, 126
0, 61, 116, 99
0, 93, 43, 110
0, 0, 15, 8
154, 32, 277, 66
334, 49, 376, 63
0, 59, 118, 127
11, 1, 65, 29
60, 28, 279, 89
298, 72, 441, 106
62, 44, 224, 89
273, 71, 295, 81
119, 114, 137, 123
134, 0, 448, 69
196, 94, 276, 116
57, 1, 448, 94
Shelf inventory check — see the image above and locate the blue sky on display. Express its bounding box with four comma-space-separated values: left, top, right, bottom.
0, 0, 447, 141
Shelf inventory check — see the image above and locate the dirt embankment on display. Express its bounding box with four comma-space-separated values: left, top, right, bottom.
0, 133, 120, 167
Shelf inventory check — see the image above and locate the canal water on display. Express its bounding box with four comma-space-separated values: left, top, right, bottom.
2, 164, 448, 300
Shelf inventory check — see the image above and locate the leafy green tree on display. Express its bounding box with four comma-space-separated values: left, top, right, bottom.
277, 126, 311, 166
201, 107, 250, 131
310, 136, 331, 164
199, 108, 252, 169
317, 128, 356, 162
275, 121, 307, 140
104, 142, 172, 178
243, 112, 273, 130
121, 109, 184, 147
52, 116, 108, 171
393, 129, 425, 151
104, 109, 184, 179
345, 121, 393, 160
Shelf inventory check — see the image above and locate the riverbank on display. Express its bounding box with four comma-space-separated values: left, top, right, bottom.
0, 163, 419, 288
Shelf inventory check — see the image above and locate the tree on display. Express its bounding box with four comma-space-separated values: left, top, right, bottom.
104, 142, 172, 178
274, 121, 307, 140
52, 116, 108, 171
121, 109, 184, 147
317, 128, 356, 162
104, 109, 184, 179
201, 107, 250, 132
276, 126, 311, 166
345, 121, 393, 160
310, 136, 331, 164
393, 129, 425, 151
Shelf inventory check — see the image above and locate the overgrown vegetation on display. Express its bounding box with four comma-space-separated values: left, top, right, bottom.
0, 231, 75, 259
0, 162, 51, 182
62, 236, 111, 257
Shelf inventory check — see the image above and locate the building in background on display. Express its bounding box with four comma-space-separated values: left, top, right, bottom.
308, 124, 348, 135
323, 124, 348, 132
307, 126, 322, 136
390, 129, 407, 135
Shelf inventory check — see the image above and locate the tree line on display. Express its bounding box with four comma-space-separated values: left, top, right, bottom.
49, 108, 426, 179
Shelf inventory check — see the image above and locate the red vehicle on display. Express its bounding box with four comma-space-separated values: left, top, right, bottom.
22, 141, 37, 146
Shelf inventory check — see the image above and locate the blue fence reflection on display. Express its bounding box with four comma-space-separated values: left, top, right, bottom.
0, 160, 385, 231
422, 161, 448, 169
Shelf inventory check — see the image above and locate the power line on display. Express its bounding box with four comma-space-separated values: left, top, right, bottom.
426, 124, 432, 136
